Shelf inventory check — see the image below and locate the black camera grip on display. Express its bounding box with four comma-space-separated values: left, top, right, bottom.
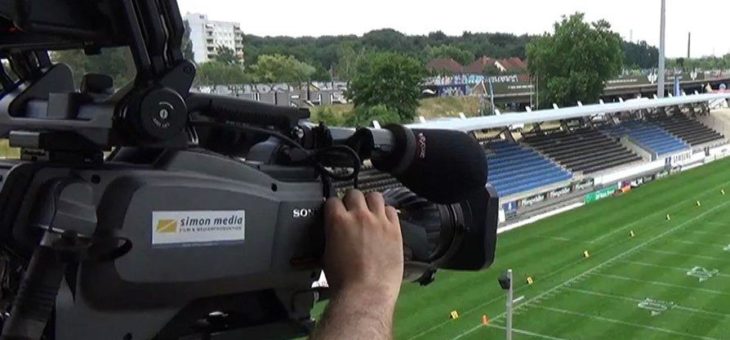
186, 93, 309, 130
1, 246, 66, 340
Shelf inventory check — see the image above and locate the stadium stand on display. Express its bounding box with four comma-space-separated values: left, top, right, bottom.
486, 140, 572, 197
340, 113, 724, 199
652, 114, 725, 146
522, 128, 641, 174
603, 121, 689, 156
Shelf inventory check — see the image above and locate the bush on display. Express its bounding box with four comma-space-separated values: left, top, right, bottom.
345, 105, 403, 127
312, 107, 346, 126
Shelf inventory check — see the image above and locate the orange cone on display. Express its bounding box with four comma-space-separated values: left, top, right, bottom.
482, 315, 490, 326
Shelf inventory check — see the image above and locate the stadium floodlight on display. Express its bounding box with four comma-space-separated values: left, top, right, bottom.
498, 271, 511, 290
498, 269, 514, 340
658, 0, 667, 98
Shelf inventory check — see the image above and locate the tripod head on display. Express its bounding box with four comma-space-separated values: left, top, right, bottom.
0, 0, 312, 155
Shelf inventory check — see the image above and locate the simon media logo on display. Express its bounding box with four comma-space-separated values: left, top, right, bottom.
156, 219, 178, 233
152, 210, 246, 246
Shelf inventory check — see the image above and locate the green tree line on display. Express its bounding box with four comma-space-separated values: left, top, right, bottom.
52, 26, 662, 87
244, 29, 659, 80
668, 55, 730, 70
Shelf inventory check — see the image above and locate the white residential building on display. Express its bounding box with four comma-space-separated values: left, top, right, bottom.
185, 13, 244, 64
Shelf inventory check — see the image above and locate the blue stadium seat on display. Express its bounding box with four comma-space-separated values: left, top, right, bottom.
486, 141, 572, 197
603, 121, 689, 156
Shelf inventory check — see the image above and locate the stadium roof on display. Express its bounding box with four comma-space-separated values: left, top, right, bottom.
408, 93, 730, 132
463, 57, 497, 74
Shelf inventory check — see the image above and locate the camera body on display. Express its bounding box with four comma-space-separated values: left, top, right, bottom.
0, 150, 326, 338
0, 146, 497, 339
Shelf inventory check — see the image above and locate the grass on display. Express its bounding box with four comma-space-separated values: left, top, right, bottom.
309, 96, 481, 124
416, 97, 481, 119
392, 156, 730, 339
310, 103, 354, 123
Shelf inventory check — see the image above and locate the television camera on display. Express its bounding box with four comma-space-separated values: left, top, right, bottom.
0, 1, 498, 338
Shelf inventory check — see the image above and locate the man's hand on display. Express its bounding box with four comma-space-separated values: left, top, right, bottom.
311, 190, 404, 340
324, 189, 404, 300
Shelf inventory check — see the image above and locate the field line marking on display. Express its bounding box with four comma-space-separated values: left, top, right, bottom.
534, 235, 589, 243
474, 323, 568, 340
532, 305, 719, 340
406, 295, 506, 339
681, 229, 730, 237
593, 273, 730, 297
489, 318, 505, 326
620, 260, 730, 278
643, 249, 730, 263
705, 221, 730, 227
669, 239, 727, 247
565, 287, 637, 302
548, 236, 571, 242
589, 181, 730, 244
565, 287, 730, 318
449, 199, 730, 340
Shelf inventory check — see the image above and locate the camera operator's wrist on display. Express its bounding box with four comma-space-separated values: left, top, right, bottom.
312, 282, 399, 340
335, 282, 400, 308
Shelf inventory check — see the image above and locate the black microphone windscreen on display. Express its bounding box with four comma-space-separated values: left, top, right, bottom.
392, 129, 487, 204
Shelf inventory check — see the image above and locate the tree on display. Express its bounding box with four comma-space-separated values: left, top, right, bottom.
623, 40, 658, 69
215, 46, 239, 65
675, 57, 686, 70
526, 13, 623, 108
196, 61, 250, 86
245, 30, 527, 73
311, 65, 332, 82
243, 29, 654, 77
250, 54, 315, 83
361, 29, 414, 53
668, 56, 730, 71
427, 31, 449, 45
347, 52, 424, 122
335, 42, 368, 81
426, 45, 474, 64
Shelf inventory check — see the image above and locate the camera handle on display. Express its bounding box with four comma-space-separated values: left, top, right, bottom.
0, 178, 132, 340
1, 230, 82, 340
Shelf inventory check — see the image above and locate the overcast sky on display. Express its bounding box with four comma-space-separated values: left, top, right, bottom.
178, 0, 729, 58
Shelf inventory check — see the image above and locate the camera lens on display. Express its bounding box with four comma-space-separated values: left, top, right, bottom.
383, 187, 461, 263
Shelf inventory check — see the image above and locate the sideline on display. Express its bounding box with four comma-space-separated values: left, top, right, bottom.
498, 202, 584, 235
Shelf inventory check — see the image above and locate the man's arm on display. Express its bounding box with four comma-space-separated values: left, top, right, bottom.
310, 190, 404, 340
311, 285, 396, 339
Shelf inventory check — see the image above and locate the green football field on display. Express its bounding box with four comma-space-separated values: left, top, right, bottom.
393, 156, 730, 340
